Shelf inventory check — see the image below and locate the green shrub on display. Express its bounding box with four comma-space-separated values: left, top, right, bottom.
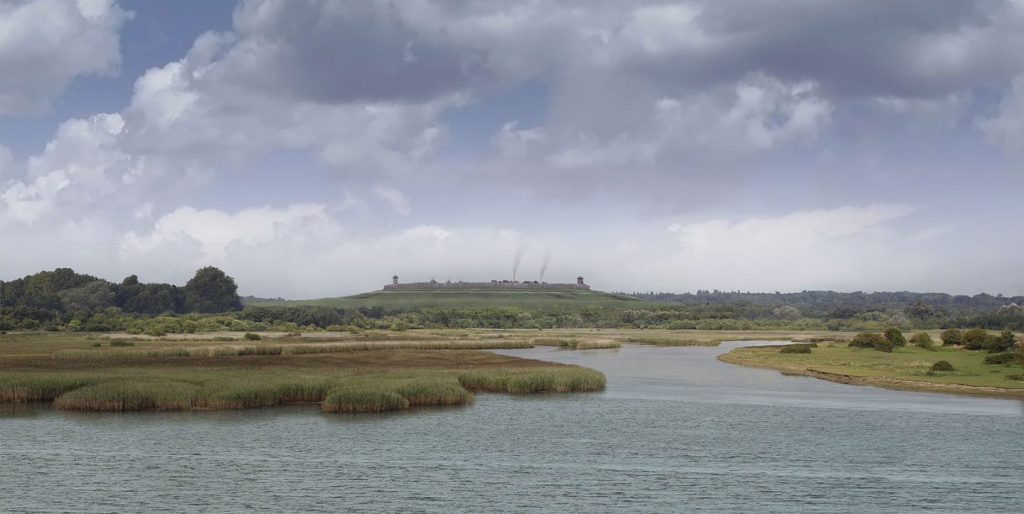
962, 328, 990, 350
109, 340, 135, 347
909, 332, 935, 351
940, 328, 963, 346
243, 332, 262, 341
884, 327, 906, 347
849, 332, 892, 352
780, 344, 812, 354
930, 360, 955, 372
983, 352, 1021, 365
987, 331, 1017, 353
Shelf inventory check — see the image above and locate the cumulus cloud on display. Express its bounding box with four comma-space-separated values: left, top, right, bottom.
2, 0, 1023, 297
0, 0, 129, 115
119, 204, 338, 261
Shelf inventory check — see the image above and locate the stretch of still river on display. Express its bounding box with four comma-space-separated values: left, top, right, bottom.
3, 341, 1023, 513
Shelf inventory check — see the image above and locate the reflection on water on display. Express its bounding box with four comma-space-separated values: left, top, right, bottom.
2, 342, 1022, 512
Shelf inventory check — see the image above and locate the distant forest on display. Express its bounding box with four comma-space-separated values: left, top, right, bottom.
629, 290, 1024, 318
1, 268, 1022, 332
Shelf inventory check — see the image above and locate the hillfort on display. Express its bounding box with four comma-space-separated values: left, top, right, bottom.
384, 275, 590, 290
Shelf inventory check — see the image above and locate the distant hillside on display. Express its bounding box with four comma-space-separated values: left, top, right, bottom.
244, 288, 650, 311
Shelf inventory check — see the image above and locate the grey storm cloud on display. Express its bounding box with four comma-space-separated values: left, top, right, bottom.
208, 0, 487, 104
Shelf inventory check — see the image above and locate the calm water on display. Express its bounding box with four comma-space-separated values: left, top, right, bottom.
2, 342, 1023, 513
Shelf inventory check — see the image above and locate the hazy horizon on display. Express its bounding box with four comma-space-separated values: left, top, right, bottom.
2, 0, 1022, 298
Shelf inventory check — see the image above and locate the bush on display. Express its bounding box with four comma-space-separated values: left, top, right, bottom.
930, 360, 955, 372
962, 328, 991, 350
987, 331, 1017, 353
780, 344, 812, 354
243, 332, 262, 341
984, 352, 1021, 365
940, 328, 963, 346
109, 340, 135, 347
884, 327, 906, 347
849, 332, 892, 352
909, 332, 936, 351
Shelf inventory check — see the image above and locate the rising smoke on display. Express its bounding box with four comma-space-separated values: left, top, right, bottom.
539, 253, 551, 282
512, 246, 525, 282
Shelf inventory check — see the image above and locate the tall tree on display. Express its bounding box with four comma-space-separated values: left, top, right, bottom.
184, 267, 243, 313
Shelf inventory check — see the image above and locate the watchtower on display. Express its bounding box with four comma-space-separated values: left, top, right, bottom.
577, 276, 585, 286
392, 275, 399, 286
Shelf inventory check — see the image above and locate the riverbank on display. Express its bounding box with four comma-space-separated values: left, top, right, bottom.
720, 343, 1024, 399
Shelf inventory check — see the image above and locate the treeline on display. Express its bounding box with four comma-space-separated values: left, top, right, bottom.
632, 290, 1024, 315
2, 267, 1023, 332
1, 267, 242, 330
627, 290, 1024, 331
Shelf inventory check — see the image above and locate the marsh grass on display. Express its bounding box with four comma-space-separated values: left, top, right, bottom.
533, 338, 620, 350
54, 380, 198, 411
618, 336, 715, 346
0, 374, 102, 401
53, 340, 535, 361
457, 367, 606, 394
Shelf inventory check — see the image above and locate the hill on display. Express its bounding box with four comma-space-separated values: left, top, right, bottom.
244, 288, 650, 311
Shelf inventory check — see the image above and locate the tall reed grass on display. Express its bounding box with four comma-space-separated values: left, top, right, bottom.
457, 367, 606, 394
53, 340, 535, 361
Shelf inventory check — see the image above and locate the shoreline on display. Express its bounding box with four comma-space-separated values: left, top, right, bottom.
718, 350, 1024, 400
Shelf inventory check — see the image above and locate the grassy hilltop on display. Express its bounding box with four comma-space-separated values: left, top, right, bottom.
245, 288, 650, 311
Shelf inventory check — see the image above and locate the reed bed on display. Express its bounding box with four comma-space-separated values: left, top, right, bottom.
321, 377, 474, 413
53, 340, 535, 361
54, 380, 198, 411
0, 373, 104, 402
533, 338, 619, 350
2, 366, 603, 412
617, 336, 717, 347
457, 367, 606, 394
573, 340, 621, 350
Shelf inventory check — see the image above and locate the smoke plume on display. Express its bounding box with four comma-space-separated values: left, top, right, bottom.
539, 253, 551, 282
512, 246, 525, 281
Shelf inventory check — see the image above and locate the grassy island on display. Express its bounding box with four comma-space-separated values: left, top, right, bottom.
720, 338, 1024, 399
0, 331, 605, 413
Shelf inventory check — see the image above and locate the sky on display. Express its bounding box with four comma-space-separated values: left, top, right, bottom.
0, 0, 1022, 298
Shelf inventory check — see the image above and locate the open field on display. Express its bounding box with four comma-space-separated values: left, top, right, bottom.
720, 340, 1024, 398
245, 288, 650, 310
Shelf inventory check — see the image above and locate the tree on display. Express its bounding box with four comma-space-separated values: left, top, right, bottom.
940, 328, 963, 346
58, 281, 115, 312
884, 327, 906, 347
184, 267, 242, 313
849, 332, 892, 352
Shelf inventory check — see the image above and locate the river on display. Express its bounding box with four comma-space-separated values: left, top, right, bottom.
2, 342, 1022, 512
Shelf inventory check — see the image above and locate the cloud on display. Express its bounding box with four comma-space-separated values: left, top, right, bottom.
981, 73, 1024, 155
119, 204, 337, 261
0, 0, 129, 115
372, 185, 411, 215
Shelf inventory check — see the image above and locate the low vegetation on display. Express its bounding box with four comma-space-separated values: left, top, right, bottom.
0, 331, 607, 413
721, 339, 1024, 397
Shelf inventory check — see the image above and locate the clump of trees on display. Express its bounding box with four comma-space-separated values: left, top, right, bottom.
0, 267, 243, 330
849, 332, 893, 352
